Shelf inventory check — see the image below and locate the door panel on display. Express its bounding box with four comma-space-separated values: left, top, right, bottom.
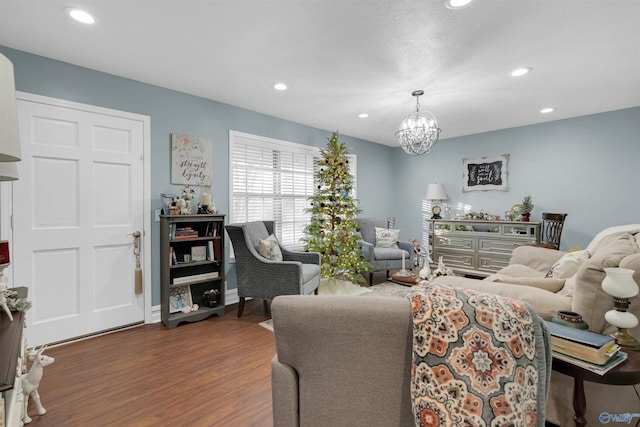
14, 97, 146, 346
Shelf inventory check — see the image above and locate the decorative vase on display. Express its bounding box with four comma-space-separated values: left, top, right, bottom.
551, 310, 589, 330
521, 213, 530, 222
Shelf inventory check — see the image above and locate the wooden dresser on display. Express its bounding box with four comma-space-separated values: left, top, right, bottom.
1, 287, 27, 427
429, 220, 541, 277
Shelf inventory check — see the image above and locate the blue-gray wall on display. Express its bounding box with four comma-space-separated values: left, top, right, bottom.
391, 107, 640, 250
0, 46, 395, 305
2, 45, 639, 306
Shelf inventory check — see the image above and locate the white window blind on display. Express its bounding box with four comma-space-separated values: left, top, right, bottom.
230, 131, 318, 249
229, 131, 357, 250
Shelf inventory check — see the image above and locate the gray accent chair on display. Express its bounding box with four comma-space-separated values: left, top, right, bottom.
225, 221, 321, 317
357, 217, 414, 285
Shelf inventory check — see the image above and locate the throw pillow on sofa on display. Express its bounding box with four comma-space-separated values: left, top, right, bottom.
258, 234, 283, 261
545, 250, 588, 279
375, 227, 400, 248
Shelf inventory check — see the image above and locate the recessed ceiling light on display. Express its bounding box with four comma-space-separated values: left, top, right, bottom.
273, 83, 288, 91
446, 0, 474, 9
65, 8, 96, 24
358, 113, 369, 119
511, 67, 532, 77
540, 107, 555, 114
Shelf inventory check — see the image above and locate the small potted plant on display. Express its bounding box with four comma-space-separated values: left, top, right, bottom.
520, 195, 534, 222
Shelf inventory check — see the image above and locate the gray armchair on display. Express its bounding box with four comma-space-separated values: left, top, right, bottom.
357, 217, 414, 285
225, 221, 321, 317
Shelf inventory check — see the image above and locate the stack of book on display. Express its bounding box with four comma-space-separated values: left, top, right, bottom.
545, 320, 627, 375
174, 227, 198, 239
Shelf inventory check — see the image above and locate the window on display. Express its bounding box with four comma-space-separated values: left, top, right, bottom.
229, 131, 356, 251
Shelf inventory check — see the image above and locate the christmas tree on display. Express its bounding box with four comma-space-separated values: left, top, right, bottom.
302, 132, 372, 283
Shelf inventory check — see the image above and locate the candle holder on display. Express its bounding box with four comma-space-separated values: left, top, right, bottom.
601, 267, 640, 350
395, 251, 413, 277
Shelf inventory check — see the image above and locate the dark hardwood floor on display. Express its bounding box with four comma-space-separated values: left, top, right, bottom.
26, 299, 274, 427
24, 273, 391, 427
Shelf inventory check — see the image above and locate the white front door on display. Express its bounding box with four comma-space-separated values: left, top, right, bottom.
12, 94, 149, 347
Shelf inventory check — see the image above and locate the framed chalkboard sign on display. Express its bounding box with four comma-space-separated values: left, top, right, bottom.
462, 154, 509, 192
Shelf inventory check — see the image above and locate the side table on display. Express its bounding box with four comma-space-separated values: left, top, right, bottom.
551, 350, 640, 427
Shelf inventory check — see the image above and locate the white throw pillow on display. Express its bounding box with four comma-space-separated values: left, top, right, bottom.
258, 234, 283, 261
375, 227, 401, 248
545, 250, 588, 279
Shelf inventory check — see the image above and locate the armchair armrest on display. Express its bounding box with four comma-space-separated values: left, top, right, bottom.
360, 240, 374, 262
510, 245, 566, 273
237, 245, 311, 295
281, 248, 320, 265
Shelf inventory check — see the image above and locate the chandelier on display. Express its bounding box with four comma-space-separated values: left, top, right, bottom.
395, 90, 441, 155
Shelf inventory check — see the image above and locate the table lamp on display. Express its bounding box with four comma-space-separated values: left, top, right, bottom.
0, 52, 22, 180
425, 183, 448, 219
601, 267, 640, 350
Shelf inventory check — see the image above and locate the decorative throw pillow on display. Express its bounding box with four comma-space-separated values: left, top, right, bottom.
258, 234, 283, 261
375, 227, 400, 248
545, 250, 587, 279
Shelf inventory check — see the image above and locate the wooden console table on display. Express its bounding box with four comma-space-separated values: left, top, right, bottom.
552, 350, 640, 427
429, 219, 541, 277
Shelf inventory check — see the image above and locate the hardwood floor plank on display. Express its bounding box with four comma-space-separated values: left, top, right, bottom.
25, 300, 274, 427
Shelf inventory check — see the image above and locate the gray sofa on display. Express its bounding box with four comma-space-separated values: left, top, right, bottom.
271, 296, 414, 426
271, 293, 551, 427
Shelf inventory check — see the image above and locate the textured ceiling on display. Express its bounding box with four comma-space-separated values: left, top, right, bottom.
1, 0, 638, 147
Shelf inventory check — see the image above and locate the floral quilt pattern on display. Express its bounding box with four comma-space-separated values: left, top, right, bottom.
410, 283, 551, 427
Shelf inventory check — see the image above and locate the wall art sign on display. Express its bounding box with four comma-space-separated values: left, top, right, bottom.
462, 154, 509, 192
171, 133, 213, 186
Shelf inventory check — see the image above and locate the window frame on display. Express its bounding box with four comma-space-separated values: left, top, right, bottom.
229, 130, 357, 253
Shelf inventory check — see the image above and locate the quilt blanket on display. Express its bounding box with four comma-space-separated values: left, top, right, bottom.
410, 283, 551, 427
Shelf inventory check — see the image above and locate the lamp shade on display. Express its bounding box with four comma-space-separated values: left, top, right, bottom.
425, 183, 448, 201
0, 161, 18, 181
0, 53, 21, 162
602, 267, 639, 298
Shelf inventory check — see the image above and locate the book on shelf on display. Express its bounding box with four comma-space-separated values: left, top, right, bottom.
173, 233, 198, 240
552, 350, 628, 376
169, 246, 178, 266
172, 271, 219, 285
207, 241, 214, 261
545, 320, 618, 365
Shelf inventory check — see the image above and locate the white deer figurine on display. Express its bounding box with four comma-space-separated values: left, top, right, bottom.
21, 345, 55, 424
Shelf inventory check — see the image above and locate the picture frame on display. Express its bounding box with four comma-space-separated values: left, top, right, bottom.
462, 154, 509, 192
169, 286, 193, 313
191, 246, 207, 262
171, 133, 213, 186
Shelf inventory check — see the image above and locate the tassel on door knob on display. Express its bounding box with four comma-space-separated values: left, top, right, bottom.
131, 231, 143, 294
